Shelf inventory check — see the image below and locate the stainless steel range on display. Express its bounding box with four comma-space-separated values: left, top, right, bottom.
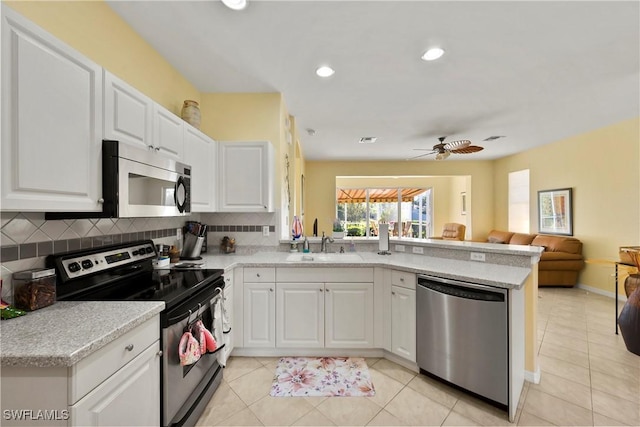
47, 240, 225, 427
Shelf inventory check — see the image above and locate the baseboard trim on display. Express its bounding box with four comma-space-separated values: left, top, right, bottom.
577, 283, 627, 302
525, 367, 541, 384
232, 347, 385, 358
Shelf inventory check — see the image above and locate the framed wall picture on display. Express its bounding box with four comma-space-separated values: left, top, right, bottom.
538, 188, 573, 235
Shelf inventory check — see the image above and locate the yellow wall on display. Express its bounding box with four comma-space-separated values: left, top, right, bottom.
494, 117, 640, 293
4, 0, 200, 115
306, 161, 495, 239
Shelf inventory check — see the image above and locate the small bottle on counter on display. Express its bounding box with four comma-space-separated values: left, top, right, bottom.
303, 236, 310, 253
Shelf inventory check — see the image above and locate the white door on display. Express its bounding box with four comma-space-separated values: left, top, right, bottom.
391, 285, 416, 362
276, 283, 324, 348
325, 283, 374, 348
1, 6, 103, 212
104, 70, 153, 151
71, 343, 160, 426
243, 282, 276, 348
183, 126, 216, 212
218, 141, 274, 212
153, 104, 184, 160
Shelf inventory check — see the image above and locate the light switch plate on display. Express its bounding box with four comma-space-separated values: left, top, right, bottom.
395, 245, 405, 252
262, 226, 270, 236
412, 246, 424, 254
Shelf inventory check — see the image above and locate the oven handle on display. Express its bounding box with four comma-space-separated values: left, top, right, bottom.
167, 288, 222, 324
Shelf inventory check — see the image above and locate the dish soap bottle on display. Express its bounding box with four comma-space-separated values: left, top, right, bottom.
303, 236, 310, 253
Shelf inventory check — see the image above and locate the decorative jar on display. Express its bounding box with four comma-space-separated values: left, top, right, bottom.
181, 100, 201, 129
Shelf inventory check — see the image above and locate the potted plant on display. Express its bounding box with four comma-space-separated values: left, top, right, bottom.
332, 219, 344, 239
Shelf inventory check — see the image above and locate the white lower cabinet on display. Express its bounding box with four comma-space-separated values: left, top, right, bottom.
243, 282, 276, 348
70, 343, 160, 426
0, 316, 160, 427
325, 283, 374, 348
276, 283, 324, 348
391, 285, 416, 362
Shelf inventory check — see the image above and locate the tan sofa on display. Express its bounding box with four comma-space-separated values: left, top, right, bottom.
484, 230, 585, 287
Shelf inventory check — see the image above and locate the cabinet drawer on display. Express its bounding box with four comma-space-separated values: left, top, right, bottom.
69, 316, 159, 404
244, 267, 275, 282
277, 267, 373, 283
391, 270, 416, 290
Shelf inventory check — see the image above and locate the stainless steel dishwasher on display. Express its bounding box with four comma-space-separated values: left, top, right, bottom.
416, 274, 508, 408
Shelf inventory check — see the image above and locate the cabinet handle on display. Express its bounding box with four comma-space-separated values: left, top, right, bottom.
98, 198, 104, 204
155, 147, 160, 151
319, 288, 323, 292
392, 291, 396, 295
125, 344, 134, 351
156, 350, 163, 357
257, 273, 261, 277
400, 277, 405, 281
326, 289, 330, 292
270, 288, 273, 292
148, 145, 154, 150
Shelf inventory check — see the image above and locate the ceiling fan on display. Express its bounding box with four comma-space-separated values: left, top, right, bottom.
409, 136, 484, 160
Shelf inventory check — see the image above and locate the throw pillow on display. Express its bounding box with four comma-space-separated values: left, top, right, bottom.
488, 236, 505, 244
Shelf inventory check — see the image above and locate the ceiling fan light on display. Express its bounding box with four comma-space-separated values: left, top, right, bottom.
421, 47, 445, 61
221, 0, 247, 10
435, 151, 450, 160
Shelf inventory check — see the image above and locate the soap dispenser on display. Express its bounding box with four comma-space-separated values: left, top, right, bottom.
302, 236, 310, 253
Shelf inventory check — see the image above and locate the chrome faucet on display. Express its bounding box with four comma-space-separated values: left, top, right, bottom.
320, 232, 334, 253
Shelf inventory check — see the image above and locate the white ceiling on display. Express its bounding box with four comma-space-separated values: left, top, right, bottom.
107, 0, 640, 161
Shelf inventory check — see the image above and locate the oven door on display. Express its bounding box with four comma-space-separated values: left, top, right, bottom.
162, 283, 223, 427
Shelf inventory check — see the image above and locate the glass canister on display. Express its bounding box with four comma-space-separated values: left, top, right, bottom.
12, 268, 56, 311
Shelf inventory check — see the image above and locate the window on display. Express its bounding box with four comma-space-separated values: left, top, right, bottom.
508, 169, 530, 233
336, 187, 432, 238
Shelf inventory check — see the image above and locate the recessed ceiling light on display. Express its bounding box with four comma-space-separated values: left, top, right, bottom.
315, 66, 335, 77
421, 47, 445, 61
221, 0, 247, 11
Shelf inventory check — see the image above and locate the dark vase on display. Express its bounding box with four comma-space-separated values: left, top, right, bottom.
624, 273, 640, 298
618, 286, 640, 356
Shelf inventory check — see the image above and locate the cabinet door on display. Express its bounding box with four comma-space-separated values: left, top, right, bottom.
153, 104, 183, 160
71, 342, 160, 427
183, 126, 216, 211
218, 141, 274, 212
1, 6, 103, 212
243, 282, 276, 348
391, 285, 416, 362
104, 70, 153, 151
221, 275, 234, 365
276, 283, 324, 348
325, 283, 374, 348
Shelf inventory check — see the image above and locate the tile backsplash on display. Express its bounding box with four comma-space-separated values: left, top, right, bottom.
0, 211, 280, 302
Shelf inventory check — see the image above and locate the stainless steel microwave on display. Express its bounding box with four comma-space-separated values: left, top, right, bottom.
46, 140, 191, 219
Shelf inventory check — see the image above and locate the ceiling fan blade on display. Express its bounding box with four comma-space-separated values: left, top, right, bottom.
406, 152, 436, 160
451, 145, 484, 154
443, 139, 471, 150
412, 148, 437, 152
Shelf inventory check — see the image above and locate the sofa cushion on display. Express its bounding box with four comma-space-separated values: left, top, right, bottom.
531, 235, 583, 254
486, 230, 514, 244
509, 233, 537, 245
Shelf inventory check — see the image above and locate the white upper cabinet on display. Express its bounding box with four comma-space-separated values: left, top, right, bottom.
153, 104, 184, 160
1, 5, 103, 212
103, 70, 153, 151
183, 126, 216, 212
218, 141, 274, 212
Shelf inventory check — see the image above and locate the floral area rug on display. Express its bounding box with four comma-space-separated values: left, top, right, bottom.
270, 357, 375, 397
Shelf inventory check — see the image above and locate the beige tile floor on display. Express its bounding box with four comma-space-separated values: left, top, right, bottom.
197, 287, 640, 426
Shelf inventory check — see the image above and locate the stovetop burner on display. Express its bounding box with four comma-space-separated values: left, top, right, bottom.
46, 240, 224, 309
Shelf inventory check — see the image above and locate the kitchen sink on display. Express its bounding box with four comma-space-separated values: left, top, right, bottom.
285, 253, 364, 262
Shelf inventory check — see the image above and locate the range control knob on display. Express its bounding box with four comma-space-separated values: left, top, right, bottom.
139, 248, 147, 255
145, 247, 154, 254
81, 259, 94, 269
68, 262, 81, 273
132, 250, 139, 256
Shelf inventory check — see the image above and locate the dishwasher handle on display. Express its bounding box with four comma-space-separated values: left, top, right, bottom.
418, 275, 505, 302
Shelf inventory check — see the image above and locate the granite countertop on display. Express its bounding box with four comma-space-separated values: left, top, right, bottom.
0, 301, 164, 368
200, 250, 535, 290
